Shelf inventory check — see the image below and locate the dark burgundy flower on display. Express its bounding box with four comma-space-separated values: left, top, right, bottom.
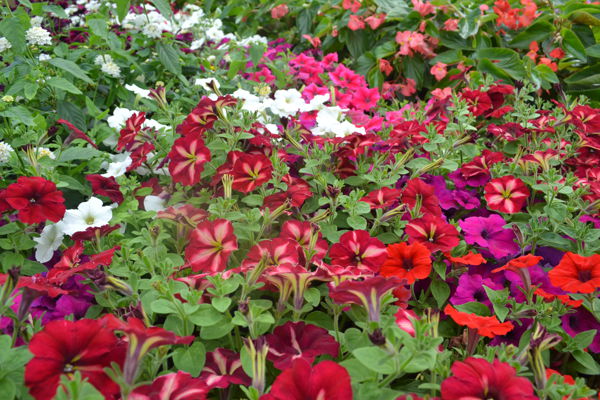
129, 371, 209, 400
329, 230, 387, 273
86, 174, 123, 203
200, 348, 251, 389
265, 321, 339, 370
4, 177, 66, 224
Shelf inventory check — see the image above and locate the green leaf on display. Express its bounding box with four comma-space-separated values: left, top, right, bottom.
430, 280, 450, 308
509, 21, 554, 48
57, 147, 100, 162
0, 106, 34, 126
353, 346, 396, 374
200, 320, 234, 339
475, 48, 527, 80
172, 342, 205, 377
562, 28, 587, 61
0, 380, 16, 400
347, 215, 367, 230
49, 58, 93, 84
249, 43, 265, 66
23, 82, 39, 100
211, 297, 231, 313
151, 0, 174, 21
157, 42, 182, 75
188, 304, 223, 326
574, 330, 596, 349
47, 77, 83, 95
375, 0, 410, 18
572, 349, 600, 375
458, 8, 479, 39
115, 0, 130, 23
87, 18, 108, 39
151, 299, 177, 314
0, 17, 26, 53
57, 101, 86, 131
43, 5, 68, 18
455, 302, 491, 316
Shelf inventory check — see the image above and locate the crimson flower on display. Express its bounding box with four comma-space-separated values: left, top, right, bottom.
57, 119, 97, 148
265, 321, 339, 370
444, 305, 514, 338
380, 242, 432, 284
242, 238, 300, 270
185, 218, 238, 273
458, 150, 504, 187
329, 230, 387, 273
117, 112, 146, 151
279, 220, 328, 264
4, 176, 65, 224
484, 176, 530, 214
168, 134, 211, 186
405, 215, 459, 253
548, 252, 600, 294
176, 96, 236, 136
25, 319, 125, 400
441, 357, 537, 400
263, 175, 313, 209
360, 187, 402, 209
230, 153, 274, 193
261, 359, 352, 400
402, 178, 442, 217
129, 371, 210, 400
86, 174, 123, 204
329, 276, 403, 322
200, 348, 251, 389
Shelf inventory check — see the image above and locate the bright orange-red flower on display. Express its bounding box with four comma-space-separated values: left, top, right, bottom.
491, 254, 542, 273
443, 305, 514, 338
380, 242, 432, 284
548, 252, 600, 294
445, 251, 487, 266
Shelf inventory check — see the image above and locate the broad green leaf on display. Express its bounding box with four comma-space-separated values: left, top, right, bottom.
353, 347, 396, 374
172, 342, 205, 377
509, 21, 555, 48
49, 58, 93, 84
157, 42, 182, 75
47, 77, 83, 95
115, 0, 130, 23
0, 106, 34, 126
0, 17, 26, 53
562, 28, 587, 61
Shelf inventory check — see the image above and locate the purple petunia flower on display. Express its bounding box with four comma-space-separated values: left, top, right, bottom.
427, 176, 481, 211
451, 273, 503, 307
562, 308, 600, 353
459, 214, 520, 259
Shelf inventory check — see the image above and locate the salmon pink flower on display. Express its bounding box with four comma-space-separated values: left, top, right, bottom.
378, 59, 393, 76
443, 19, 459, 31
412, 0, 434, 16
430, 62, 447, 81
380, 242, 432, 284
444, 305, 514, 338
548, 252, 600, 294
25, 318, 125, 400
168, 134, 211, 186
342, 0, 361, 12
399, 78, 417, 96
405, 215, 459, 253
329, 230, 387, 273
484, 175, 530, 214
441, 357, 537, 400
262, 359, 352, 400
365, 13, 386, 30
347, 15, 365, 31
129, 371, 210, 400
270, 4, 289, 19
185, 219, 237, 273
4, 176, 66, 224
265, 321, 339, 370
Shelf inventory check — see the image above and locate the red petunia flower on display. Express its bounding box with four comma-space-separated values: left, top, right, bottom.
86, 174, 123, 204
380, 242, 432, 284
405, 215, 459, 253
185, 219, 238, 273
458, 150, 504, 187
279, 220, 328, 264
25, 318, 125, 400
443, 305, 514, 338
548, 252, 600, 294
230, 153, 273, 193
57, 119, 97, 148
492, 254, 542, 273
265, 321, 339, 370
4, 176, 66, 224
441, 357, 537, 400
168, 134, 211, 186
241, 238, 301, 271
460, 89, 492, 116
484, 175, 530, 214
261, 359, 352, 400
176, 96, 236, 137
329, 230, 387, 273
360, 187, 402, 209
129, 371, 209, 400
117, 112, 147, 151
402, 178, 442, 217
200, 348, 251, 389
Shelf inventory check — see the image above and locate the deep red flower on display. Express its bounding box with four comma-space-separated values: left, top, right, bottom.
405, 215, 459, 253
380, 242, 432, 284
86, 174, 123, 204
443, 305, 514, 338
458, 150, 504, 187
402, 178, 442, 217
168, 134, 211, 186
185, 219, 238, 273
441, 357, 537, 400
200, 348, 251, 389
117, 112, 146, 151
4, 177, 65, 224
329, 230, 387, 273
279, 220, 328, 264
263, 175, 313, 209
460, 89, 492, 116
25, 319, 125, 400
242, 238, 301, 270
484, 175, 530, 214
548, 252, 600, 294
47, 243, 119, 285
129, 371, 210, 400
264, 264, 330, 312
230, 153, 273, 193
261, 359, 352, 400
360, 187, 402, 209
176, 96, 236, 136
57, 119, 97, 148
265, 321, 339, 370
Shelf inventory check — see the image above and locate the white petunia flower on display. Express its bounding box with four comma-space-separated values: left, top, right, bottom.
60, 197, 113, 236
125, 83, 151, 98
33, 224, 64, 263
101, 62, 121, 78
102, 152, 132, 178
0, 141, 14, 164
26, 26, 52, 46
143, 195, 167, 212
270, 89, 305, 117
0, 37, 11, 53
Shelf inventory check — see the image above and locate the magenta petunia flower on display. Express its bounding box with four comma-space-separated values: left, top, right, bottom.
459, 214, 519, 259
450, 273, 502, 307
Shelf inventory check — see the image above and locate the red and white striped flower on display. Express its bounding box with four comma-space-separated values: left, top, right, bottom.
168, 135, 211, 186
185, 219, 238, 273
484, 175, 530, 214
231, 153, 273, 193
328, 230, 387, 273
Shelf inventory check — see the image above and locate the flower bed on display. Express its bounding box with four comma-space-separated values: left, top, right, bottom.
0, 1, 599, 399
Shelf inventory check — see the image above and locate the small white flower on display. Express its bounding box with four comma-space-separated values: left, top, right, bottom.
95, 54, 113, 66
38, 53, 51, 61
33, 224, 64, 263
30, 16, 44, 27
143, 195, 166, 212
0, 37, 11, 53
26, 26, 52, 46
0, 141, 14, 164
101, 62, 121, 78
194, 78, 220, 92
36, 147, 55, 160
60, 197, 113, 236
125, 83, 151, 98
142, 23, 163, 38
102, 152, 132, 178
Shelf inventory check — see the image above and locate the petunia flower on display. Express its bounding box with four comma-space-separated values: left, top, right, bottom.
200, 348, 251, 389
440, 357, 537, 400
405, 215, 459, 253
484, 175, 530, 214
60, 197, 113, 236
3, 176, 66, 224
168, 134, 211, 186
265, 321, 339, 370
25, 318, 125, 400
329, 230, 387, 273
561, 307, 600, 353
548, 252, 600, 294
401, 178, 442, 217
450, 274, 502, 307
279, 220, 328, 264
458, 214, 519, 259
443, 305, 514, 338
129, 371, 209, 400
230, 153, 273, 193
261, 359, 352, 400
185, 219, 238, 273
380, 242, 432, 284
33, 223, 64, 263
360, 187, 402, 209
86, 174, 123, 204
